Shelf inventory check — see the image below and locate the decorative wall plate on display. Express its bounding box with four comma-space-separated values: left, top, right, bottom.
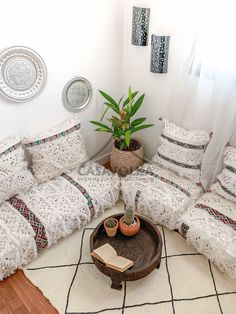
62, 77, 92, 112
0, 46, 47, 102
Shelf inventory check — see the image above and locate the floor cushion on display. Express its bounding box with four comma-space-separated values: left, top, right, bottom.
22, 116, 88, 183
120, 162, 203, 230
210, 146, 236, 203
152, 118, 210, 183
0, 135, 36, 204
178, 191, 236, 280
0, 162, 119, 280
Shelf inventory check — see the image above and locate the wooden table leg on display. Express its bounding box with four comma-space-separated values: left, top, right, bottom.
111, 279, 122, 290
156, 259, 161, 269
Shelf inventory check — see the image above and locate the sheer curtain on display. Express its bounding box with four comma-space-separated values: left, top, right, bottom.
165, 0, 236, 187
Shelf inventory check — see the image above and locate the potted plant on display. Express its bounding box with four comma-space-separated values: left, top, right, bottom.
119, 207, 140, 237
90, 87, 153, 176
104, 217, 119, 237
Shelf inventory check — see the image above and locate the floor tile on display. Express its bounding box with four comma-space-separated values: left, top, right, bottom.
125, 261, 171, 306
174, 297, 221, 314
24, 266, 76, 314
124, 302, 173, 314
67, 264, 124, 313
168, 255, 215, 299
163, 227, 198, 256
211, 264, 236, 293
219, 294, 236, 314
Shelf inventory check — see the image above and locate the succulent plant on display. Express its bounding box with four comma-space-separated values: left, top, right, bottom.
124, 207, 134, 225
105, 218, 117, 228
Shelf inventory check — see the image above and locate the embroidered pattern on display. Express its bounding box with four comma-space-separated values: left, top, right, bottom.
0, 142, 21, 158
218, 179, 236, 199
8, 197, 48, 251
161, 134, 205, 150
25, 124, 81, 148
135, 190, 142, 208
226, 165, 236, 174
180, 223, 190, 239
138, 168, 191, 197
157, 152, 201, 170
195, 203, 236, 231
61, 173, 95, 217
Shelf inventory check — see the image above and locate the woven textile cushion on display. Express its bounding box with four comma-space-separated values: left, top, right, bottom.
152, 119, 210, 183
120, 162, 203, 230
0, 161, 120, 280
210, 146, 236, 203
0, 135, 36, 204
178, 191, 236, 280
22, 116, 88, 183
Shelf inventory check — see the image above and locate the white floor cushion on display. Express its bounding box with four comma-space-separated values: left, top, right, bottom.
178, 191, 236, 280
120, 162, 203, 230
0, 162, 119, 280
0, 202, 37, 280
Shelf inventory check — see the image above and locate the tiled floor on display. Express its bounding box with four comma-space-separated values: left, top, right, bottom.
24, 202, 236, 314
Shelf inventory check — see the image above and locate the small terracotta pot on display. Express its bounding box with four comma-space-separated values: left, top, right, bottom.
104, 218, 119, 237
119, 216, 140, 237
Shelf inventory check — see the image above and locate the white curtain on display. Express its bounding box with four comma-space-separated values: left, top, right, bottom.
165, 0, 236, 187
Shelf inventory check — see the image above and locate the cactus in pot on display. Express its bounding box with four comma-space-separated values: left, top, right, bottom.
104, 217, 119, 237
119, 206, 140, 236
124, 207, 135, 225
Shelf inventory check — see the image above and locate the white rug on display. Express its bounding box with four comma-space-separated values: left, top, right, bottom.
23, 201, 236, 314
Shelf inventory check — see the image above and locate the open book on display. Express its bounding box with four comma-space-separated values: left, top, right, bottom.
91, 243, 134, 272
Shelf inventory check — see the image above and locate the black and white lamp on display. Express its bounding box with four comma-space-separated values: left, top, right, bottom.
150, 35, 170, 73
131, 6, 151, 46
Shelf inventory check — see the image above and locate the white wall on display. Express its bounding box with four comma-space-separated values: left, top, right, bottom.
122, 0, 194, 159
0, 0, 198, 162
0, 0, 123, 160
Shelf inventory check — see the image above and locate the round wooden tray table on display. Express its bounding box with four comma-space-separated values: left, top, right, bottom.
90, 214, 162, 290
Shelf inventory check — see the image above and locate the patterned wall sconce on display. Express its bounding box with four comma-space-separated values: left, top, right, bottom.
150, 35, 170, 73
131, 6, 150, 46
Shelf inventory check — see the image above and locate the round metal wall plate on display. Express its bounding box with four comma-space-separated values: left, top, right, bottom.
62, 77, 92, 112
0, 46, 47, 102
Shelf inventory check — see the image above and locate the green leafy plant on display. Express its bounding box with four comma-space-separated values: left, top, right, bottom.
90, 87, 154, 150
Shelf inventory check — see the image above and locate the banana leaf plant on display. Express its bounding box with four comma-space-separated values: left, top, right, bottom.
90, 87, 154, 151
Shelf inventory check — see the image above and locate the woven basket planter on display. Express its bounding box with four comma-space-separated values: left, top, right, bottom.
110, 139, 144, 176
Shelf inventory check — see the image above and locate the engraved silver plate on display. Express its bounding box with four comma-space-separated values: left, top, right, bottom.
62, 77, 92, 112
0, 46, 47, 102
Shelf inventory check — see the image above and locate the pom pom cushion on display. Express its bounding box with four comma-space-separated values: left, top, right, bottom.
178, 146, 236, 279
120, 162, 203, 230
178, 191, 236, 280
22, 116, 88, 183
0, 161, 120, 280
0, 135, 36, 204
210, 146, 236, 203
152, 119, 211, 183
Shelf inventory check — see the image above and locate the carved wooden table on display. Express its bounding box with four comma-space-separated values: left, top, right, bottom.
90, 214, 162, 290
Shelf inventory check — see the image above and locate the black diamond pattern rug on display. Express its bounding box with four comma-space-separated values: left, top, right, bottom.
23, 201, 236, 314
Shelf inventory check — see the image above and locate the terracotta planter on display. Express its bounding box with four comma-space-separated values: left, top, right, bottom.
104, 218, 119, 237
119, 216, 141, 237
110, 139, 144, 176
